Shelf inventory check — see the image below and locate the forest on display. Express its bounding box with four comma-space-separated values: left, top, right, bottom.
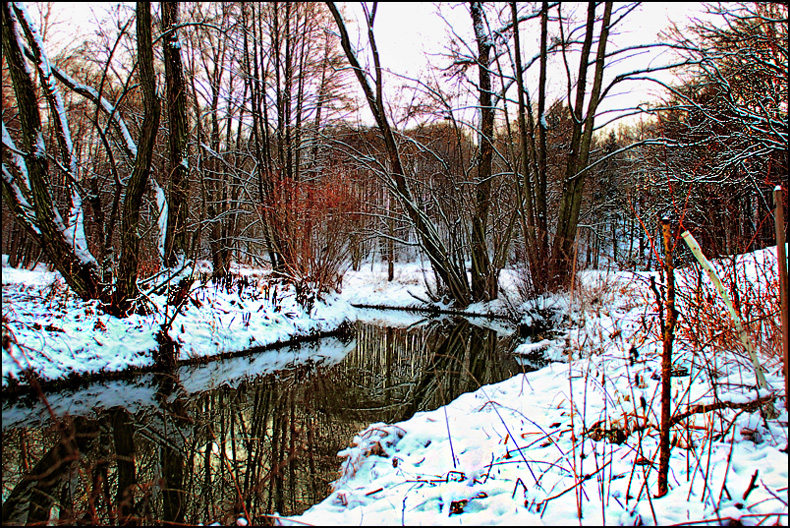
3, 1, 785, 314
1, 1, 788, 526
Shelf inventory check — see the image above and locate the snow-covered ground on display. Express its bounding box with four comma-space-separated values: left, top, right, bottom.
282, 249, 788, 526
339, 260, 523, 318
283, 361, 786, 526
2, 257, 355, 387
0, 259, 511, 388
2, 249, 788, 525
1, 335, 356, 430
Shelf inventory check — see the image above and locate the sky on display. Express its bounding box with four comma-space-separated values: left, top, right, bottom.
355, 3, 706, 77
344, 2, 713, 129
27, 2, 713, 131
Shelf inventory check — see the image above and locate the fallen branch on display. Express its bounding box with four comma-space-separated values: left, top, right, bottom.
669, 393, 776, 427
680, 230, 768, 389
538, 460, 612, 512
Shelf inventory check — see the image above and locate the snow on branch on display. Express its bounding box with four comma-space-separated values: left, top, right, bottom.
1, 166, 40, 235
2, 121, 32, 190
13, 2, 77, 178
151, 177, 168, 264
2, 122, 40, 233
39, 55, 139, 159
4, 3, 97, 269
63, 189, 96, 267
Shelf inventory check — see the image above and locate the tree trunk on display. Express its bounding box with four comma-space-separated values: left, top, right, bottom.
162, 1, 191, 269
327, 2, 472, 306
2, 3, 103, 302
551, 1, 613, 290
112, 3, 160, 316
111, 408, 137, 525
1, 417, 100, 525
657, 217, 676, 497
511, 1, 550, 292
470, 1, 496, 301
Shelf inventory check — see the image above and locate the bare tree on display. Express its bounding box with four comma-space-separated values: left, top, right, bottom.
645, 3, 787, 256
111, 2, 161, 315
549, 1, 614, 288
2, 1, 102, 301
2, 2, 161, 316
327, 1, 481, 306
469, 1, 497, 301
508, 2, 688, 290
161, 1, 191, 273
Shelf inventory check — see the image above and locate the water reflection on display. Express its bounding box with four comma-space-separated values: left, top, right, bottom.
2, 315, 539, 524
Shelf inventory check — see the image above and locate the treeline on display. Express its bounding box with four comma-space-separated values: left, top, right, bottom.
2, 2, 786, 315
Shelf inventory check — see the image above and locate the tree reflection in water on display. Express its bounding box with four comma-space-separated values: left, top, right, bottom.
2, 316, 540, 525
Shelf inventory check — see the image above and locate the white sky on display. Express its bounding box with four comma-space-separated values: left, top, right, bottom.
342, 2, 712, 130
28, 2, 712, 131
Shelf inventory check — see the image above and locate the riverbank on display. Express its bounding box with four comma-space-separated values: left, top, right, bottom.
282, 248, 788, 526
2, 257, 356, 390
3, 251, 787, 525
1, 259, 514, 392
283, 352, 786, 526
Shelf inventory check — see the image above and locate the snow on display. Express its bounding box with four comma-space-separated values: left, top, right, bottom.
7, 4, 34, 79
2, 335, 355, 430
16, 2, 77, 175
2, 247, 788, 525
2, 121, 32, 191
340, 261, 439, 308
152, 178, 168, 261
283, 249, 787, 526
2, 261, 356, 386
33, 132, 47, 160
64, 189, 95, 267
0, 165, 40, 235
47, 63, 138, 158
282, 351, 786, 525
514, 339, 551, 355
2, 81, 95, 268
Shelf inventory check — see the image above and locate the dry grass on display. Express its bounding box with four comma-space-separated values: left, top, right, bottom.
672, 251, 783, 372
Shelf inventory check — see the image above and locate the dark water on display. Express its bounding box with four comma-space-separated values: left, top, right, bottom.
1, 312, 538, 525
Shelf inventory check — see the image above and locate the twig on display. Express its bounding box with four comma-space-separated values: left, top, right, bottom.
716, 427, 737, 509
538, 460, 612, 512
657, 217, 676, 498
669, 393, 776, 427
474, 396, 540, 487
669, 512, 788, 526
742, 470, 759, 501
512, 477, 527, 499
443, 405, 457, 469
759, 482, 787, 507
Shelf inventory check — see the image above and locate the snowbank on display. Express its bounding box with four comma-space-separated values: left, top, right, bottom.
2, 261, 356, 387
281, 250, 788, 526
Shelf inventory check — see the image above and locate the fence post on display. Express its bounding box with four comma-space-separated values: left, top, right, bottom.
774, 186, 788, 414
657, 216, 676, 498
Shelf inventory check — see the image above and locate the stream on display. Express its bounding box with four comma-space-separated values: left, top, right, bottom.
1, 309, 545, 525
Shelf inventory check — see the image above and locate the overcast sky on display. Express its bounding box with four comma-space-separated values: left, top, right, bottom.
342, 2, 712, 129
28, 2, 712, 131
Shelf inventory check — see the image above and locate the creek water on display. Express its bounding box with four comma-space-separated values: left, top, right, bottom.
1, 310, 543, 525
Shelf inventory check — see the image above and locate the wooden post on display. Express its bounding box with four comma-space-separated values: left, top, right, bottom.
681, 230, 768, 389
774, 186, 788, 414
657, 216, 676, 498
